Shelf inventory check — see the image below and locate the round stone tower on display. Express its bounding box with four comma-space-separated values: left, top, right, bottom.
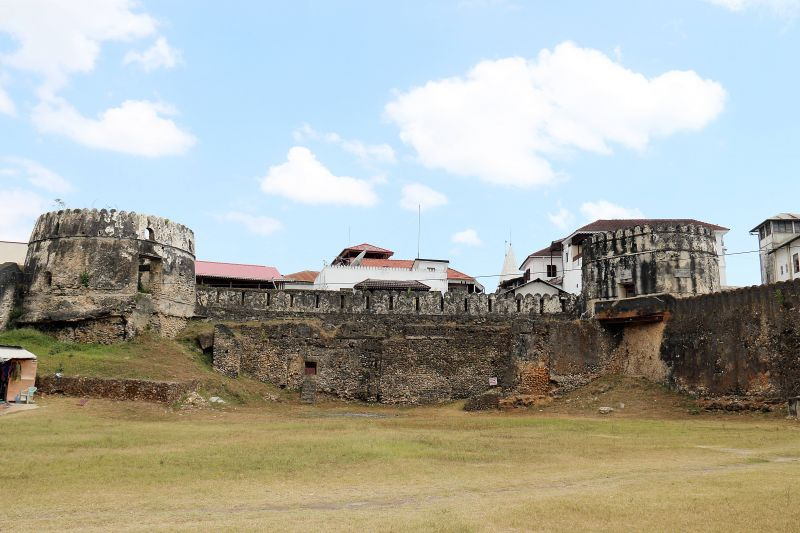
19, 209, 195, 342
582, 223, 721, 304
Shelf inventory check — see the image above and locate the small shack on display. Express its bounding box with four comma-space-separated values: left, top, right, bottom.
0, 345, 37, 403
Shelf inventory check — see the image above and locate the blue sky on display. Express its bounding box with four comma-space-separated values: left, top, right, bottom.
1, 0, 798, 290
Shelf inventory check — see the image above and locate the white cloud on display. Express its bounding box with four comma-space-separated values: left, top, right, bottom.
706, 0, 800, 16
0, 189, 47, 241
217, 212, 282, 236
0, 0, 157, 95
399, 183, 448, 212
548, 204, 575, 230
260, 146, 379, 207
1, 157, 72, 194
293, 123, 396, 165
0, 84, 15, 116
580, 200, 644, 221
451, 228, 482, 246
32, 98, 196, 157
123, 37, 182, 72
385, 41, 725, 187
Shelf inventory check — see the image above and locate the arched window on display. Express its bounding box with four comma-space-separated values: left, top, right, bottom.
146, 228, 155, 241
44, 271, 52, 287
188, 240, 194, 253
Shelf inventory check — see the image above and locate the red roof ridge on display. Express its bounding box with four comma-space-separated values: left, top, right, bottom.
196, 259, 280, 268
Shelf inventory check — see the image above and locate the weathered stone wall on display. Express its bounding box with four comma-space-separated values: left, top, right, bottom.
582, 224, 721, 303
197, 286, 577, 320
36, 375, 196, 403
211, 313, 616, 404
19, 209, 195, 342
0, 262, 21, 330
660, 280, 800, 399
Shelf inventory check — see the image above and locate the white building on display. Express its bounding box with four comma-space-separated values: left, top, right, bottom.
750, 213, 800, 284
522, 218, 729, 296
313, 243, 483, 293
519, 244, 564, 286
0, 241, 27, 267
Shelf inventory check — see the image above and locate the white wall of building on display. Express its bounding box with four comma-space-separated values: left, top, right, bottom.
520, 255, 563, 281
0, 241, 27, 266
513, 280, 563, 297
314, 262, 449, 292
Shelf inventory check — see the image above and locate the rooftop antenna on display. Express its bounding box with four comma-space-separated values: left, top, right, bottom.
417, 204, 421, 259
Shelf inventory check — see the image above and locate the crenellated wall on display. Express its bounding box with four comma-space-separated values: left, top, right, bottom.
582, 223, 721, 304
196, 286, 576, 319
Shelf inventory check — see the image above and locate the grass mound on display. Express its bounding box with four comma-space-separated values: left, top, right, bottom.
0, 327, 287, 405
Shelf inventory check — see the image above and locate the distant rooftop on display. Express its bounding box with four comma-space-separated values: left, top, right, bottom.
284, 270, 318, 283
574, 218, 729, 234
196, 260, 281, 282
749, 213, 800, 233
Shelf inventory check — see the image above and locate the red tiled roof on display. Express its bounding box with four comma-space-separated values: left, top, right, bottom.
447, 267, 474, 281
284, 270, 318, 283
196, 260, 281, 282
344, 243, 394, 255
361, 258, 413, 268
575, 219, 729, 233
358, 258, 476, 282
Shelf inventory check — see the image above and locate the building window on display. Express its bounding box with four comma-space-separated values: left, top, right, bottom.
546, 264, 557, 277
794, 254, 799, 274
774, 221, 794, 233
427, 267, 435, 272
304, 361, 317, 375
146, 227, 155, 241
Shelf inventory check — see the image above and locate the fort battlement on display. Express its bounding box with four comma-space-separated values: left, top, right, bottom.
19, 209, 196, 343
196, 286, 577, 319
28, 209, 194, 254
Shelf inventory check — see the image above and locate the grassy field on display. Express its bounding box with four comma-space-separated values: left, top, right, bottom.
3, 390, 799, 532
2, 328, 799, 531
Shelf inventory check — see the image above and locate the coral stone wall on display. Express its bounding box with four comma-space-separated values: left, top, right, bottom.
196, 286, 576, 320
661, 280, 800, 399
0, 262, 21, 330
19, 209, 195, 341
211, 314, 616, 404
582, 224, 721, 303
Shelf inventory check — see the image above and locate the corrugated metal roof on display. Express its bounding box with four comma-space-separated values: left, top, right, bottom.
196, 260, 281, 282
0, 345, 36, 362
354, 279, 430, 291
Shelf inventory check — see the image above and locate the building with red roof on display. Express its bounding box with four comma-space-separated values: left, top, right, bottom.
316, 243, 483, 293
196, 260, 282, 289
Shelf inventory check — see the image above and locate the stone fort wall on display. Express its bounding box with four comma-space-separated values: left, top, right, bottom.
211, 314, 614, 404
19, 209, 195, 342
660, 279, 800, 399
196, 286, 577, 320
582, 223, 721, 302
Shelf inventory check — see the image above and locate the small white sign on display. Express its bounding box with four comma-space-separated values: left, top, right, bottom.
489, 377, 498, 386
674, 268, 691, 278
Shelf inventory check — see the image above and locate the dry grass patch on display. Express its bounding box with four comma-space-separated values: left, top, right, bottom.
2, 397, 799, 532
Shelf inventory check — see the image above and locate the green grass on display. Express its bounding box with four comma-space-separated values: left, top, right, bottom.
0, 327, 288, 406
2, 398, 799, 532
